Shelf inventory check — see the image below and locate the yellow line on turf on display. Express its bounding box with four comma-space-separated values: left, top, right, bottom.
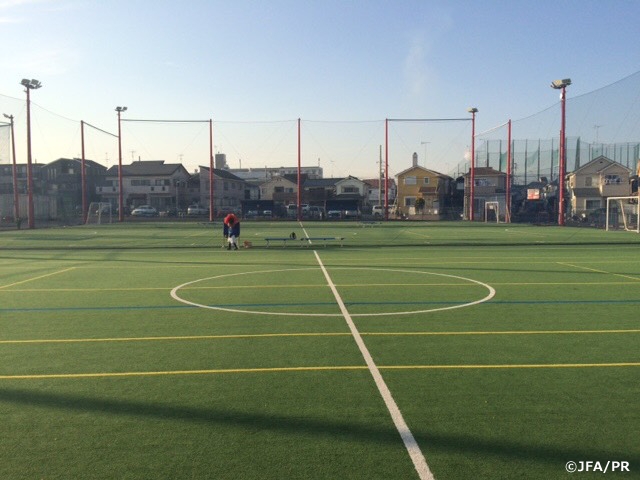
0, 332, 350, 344
2, 329, 638, 345
3, 280, 640, 294
0, 267, 76, 290
2, 362, 640, 380
381, 363, 640, 370
0, 366, 366, 380
559, 262, 640, 282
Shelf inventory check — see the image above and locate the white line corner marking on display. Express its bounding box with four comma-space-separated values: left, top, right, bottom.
313, 251, 435, 480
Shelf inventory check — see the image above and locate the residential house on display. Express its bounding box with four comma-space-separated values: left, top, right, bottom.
0, 162, 47, 220
42, 158, 107, 218
198, 166, 246, 216
259, 174, 299, 204
304, 176, 366, 213
396, 156, 453, 219
567, 156, 632, 216
362, 178, 397, 208
463, 166, 507, 220
99, 160, 191, 212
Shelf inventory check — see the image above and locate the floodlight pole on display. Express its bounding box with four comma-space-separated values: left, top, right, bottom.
3, 114, 19, 225
116, 106, 127, 222
22, 79, 41, 229
468, 108, 478, 221
551, 79, 571, 226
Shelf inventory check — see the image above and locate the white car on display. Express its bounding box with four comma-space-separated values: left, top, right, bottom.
131, 205, 158, 217
187, 205, 209, 216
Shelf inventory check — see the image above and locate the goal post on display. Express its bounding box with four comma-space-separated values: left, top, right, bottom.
86, 202, 113, 225
606, 196, 640, 233
484, 201, 500, 223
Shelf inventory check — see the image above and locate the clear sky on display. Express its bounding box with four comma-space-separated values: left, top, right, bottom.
1, 0, 639, 178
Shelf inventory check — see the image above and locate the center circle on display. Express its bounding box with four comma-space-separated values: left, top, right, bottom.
170, 267, 495, 317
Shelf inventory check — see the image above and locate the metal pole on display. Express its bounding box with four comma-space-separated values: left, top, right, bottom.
117, 109, 124, 222
81, 121, 87, 223
384, 118, 389, 220
25, 87, 35, 228
469, 110, 477, 221
558, 85, 567, 226
209, 119, 214, 222
297, 118, 301, 222
507, 120, 512, 223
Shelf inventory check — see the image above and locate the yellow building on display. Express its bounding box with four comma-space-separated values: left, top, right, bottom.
396, 157, 453, 218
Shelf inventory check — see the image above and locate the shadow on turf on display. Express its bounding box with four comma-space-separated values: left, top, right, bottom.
0, 386, 636, 467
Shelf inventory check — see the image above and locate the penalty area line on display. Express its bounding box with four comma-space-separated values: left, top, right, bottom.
313, 250, 435, 480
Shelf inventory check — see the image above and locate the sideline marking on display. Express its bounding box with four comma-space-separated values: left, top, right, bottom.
313, 251, 435, 480
3, 329, 639, 345
2, 362, 639, 380
0, 267, 76, 290
170, 267, 495, 317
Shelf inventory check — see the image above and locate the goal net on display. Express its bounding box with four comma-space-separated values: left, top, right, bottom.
86, 202, 113, 225
606, 196, 640, 233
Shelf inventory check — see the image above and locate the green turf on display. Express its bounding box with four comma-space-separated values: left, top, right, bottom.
1, 221, 639, 479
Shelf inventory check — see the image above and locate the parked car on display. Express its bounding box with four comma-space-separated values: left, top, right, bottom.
131, 205, 158, 217
372, 205, 384, 217
187, 205, 209, 216
343, 209, 360, 219
327, 210, 342, 219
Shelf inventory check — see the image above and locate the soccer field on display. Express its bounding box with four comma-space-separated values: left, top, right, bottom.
1, 222, 639, 479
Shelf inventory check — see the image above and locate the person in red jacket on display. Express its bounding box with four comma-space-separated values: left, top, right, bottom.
223, 213, 240, 250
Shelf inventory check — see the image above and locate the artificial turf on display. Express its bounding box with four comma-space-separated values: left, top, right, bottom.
1, 221, 639, 479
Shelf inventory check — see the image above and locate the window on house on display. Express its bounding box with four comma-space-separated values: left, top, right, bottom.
585, 177, 593, 187
342, 186, 358, 193
604, 174, 622, 185
274, 187, 284, 193
474, 178, 491, 187
404, 197, 416, 207
404, 176, 416, 185
586, 199, 601, 210
423, 177, 430, 184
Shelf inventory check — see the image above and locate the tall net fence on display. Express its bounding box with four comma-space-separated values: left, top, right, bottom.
452, 70, 640, 184
0, 122, 13, 223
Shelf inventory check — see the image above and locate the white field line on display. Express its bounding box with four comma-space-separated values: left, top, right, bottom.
300, 221, 312, 246
313, 250, 435, 480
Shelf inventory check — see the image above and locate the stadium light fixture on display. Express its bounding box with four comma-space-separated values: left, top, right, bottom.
550, 78, 570, 225
116, 106, 128, 222
550, 79, 572, 89
467, 107, 478, 221
21, 77, 42, 229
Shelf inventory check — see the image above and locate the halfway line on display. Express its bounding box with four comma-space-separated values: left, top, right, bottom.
313, 250, 434, 480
